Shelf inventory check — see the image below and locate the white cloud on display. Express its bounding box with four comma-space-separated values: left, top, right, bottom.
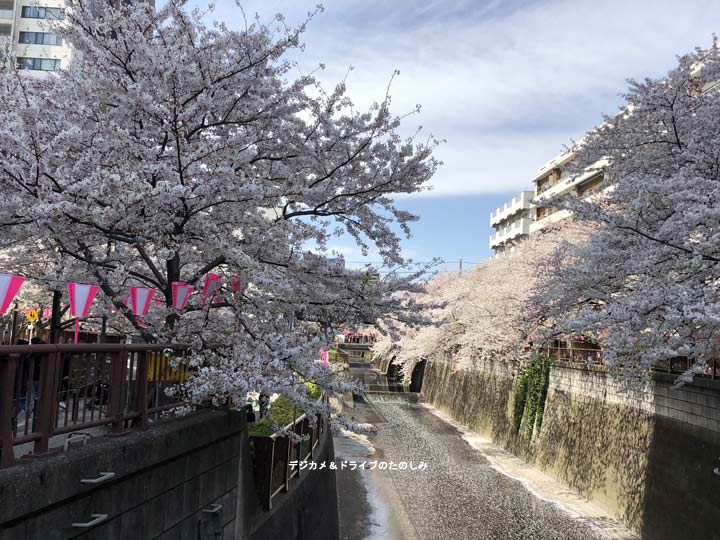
200, 0, 720, 195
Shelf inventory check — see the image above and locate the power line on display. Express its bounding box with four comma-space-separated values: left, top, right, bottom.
345, 260, 482, 265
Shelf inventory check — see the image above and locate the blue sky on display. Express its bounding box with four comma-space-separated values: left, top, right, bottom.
189, 0, 720, 263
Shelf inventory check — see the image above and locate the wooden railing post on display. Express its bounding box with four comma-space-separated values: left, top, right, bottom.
109, 350, 126, 433
295, 418, 304, 477
133, 351, 148, 429
250, 436, 275, 511
34, 351, 60, 455
0, 355, 18, 468
284, 436, 291, 491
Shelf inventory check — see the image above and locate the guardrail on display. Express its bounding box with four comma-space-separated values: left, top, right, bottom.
654, 356, 718, 380
545, 346, 718, 380
250, 394, 329, 511
0, 343, 190, 469
545, 346, 603, 365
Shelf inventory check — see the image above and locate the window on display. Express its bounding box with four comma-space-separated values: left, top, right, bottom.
0, 0, 12, 18
19, 31, 63, 45
0, 23, 9, 36
16, 56, 61, 71
20, 6, 64, 19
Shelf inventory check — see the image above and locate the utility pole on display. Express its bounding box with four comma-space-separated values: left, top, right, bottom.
49, 290, 62, 344
99, 315, 107, 343
9, 302, 18, 344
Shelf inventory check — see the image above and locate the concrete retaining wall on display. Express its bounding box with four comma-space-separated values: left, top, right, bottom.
421, 358, 720, 540
0, 410, 242, 540
0, 409, 340, 540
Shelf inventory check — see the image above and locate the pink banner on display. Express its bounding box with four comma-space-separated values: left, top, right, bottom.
129, 287, 155, 318
0, 274, 24, 314
67, 282, 99, 344
171, 281, 194, 311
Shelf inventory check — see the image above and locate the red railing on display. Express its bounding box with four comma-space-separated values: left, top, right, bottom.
250, 394, 328, 511
0, 343, 189, 469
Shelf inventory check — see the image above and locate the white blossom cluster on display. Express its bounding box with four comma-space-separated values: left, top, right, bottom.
0, 0, 439, 413
533, 40, 720, 383
373, 225, 587, 378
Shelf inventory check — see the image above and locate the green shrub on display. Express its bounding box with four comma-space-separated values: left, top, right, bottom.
247, 383, 322, 437
305, 381, 322, 400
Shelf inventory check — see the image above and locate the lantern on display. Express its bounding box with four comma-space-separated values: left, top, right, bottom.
128, 287, 155, 319
67, 282, 99, 344
0, 273, 24, 314
171, 282, 194, 311
232, 274, 249, 296
201, 273, 222, 306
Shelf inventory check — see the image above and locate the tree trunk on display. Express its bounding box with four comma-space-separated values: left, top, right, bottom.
165, 253, 181, 330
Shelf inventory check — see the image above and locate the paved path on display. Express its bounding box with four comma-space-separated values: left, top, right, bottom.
337, 392, 620, 540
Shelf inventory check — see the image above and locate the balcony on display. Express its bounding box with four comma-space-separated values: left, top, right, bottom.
489, 217, 532, 248
0, 8, 13, 19
534, 161, 607, 203
489, 191, 534, 227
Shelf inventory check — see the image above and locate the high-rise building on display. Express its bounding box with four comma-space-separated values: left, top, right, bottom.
0, 0, 72, 74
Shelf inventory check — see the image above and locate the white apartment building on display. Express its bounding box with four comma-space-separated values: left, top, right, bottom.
530, 151, 605, 234
0, 0, 72, 74
489, 190, 534, 255
489, 152, 605, 255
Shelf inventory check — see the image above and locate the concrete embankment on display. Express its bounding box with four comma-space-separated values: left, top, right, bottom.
420, 358, 720, 540
336, 391, 626, 540
0, 409, 340, 540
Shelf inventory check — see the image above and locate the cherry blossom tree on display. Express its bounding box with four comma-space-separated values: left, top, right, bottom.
533, 39, 720, 382
375, 225, 586, 379
0, 0, 439, 413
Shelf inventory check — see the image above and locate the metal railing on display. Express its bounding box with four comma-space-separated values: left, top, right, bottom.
0, 343, 189, 468
545, 346, 718, 380
655, 356, 718, 380
250, 394, 328, 511
545, 346, 603, 365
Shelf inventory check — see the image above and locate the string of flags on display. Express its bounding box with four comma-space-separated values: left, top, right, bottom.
0, 272, 250, 343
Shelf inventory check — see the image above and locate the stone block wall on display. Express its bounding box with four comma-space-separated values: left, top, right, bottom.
550, 362, 720, 433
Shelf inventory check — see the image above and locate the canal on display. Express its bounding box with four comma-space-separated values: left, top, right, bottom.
335, 362, 634, 540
